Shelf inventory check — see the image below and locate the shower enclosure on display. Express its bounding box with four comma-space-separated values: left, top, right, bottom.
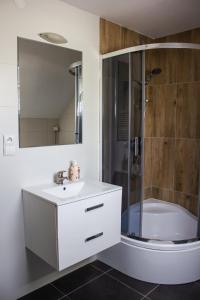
102, 51, 144, 238
101, 43, 200, 284
69, 61, 83, 144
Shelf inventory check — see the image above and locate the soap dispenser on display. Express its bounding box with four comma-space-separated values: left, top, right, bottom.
68, 160, 80, 182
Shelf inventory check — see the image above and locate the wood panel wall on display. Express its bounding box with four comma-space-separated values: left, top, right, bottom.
100, 19, 200, 53
155, 27, 200, 43
144, 33, 200, 216
100, 18, 200, 215
100, 18, 152, 54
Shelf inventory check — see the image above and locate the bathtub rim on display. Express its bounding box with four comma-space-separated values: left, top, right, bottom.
121, 235, 200, 251
142, 198, 198, 220
99, 236, 200, 284
123, 198, 199, 243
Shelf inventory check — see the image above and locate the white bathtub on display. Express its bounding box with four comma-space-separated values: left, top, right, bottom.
99, 199, 200, 284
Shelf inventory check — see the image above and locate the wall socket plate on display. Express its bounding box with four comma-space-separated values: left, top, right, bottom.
3, 135, 16, 156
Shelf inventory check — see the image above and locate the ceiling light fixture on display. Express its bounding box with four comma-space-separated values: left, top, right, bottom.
14, 0, 26, 9
38, 32, 68, 44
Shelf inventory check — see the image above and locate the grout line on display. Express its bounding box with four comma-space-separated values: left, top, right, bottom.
105, 272, 146, 298
58, 295, 71, 300
144, 137, 200, 141
147, 81, 200, 87
66, 268, 112, 296
143, 284, 159, 298
141, 296, 151, 300
151, 185, 198, 198
50, 283, 66, 297
91, 263, 113, 273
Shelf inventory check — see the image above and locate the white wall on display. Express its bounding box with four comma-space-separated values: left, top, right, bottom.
19, 38, 81, 118
0, 1, 100, 299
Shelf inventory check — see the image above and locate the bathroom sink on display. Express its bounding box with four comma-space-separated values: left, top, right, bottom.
23, 180, 122, 271
43, 181, 85, 199
23, 180, 122, 206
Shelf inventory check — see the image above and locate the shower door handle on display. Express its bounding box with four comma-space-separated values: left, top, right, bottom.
134, 137, 139, 157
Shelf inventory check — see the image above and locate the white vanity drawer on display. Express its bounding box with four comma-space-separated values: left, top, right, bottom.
57, 190, 121, 270
23, 182, 122, 271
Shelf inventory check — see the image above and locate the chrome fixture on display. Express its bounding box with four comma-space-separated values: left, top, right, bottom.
38, 32, 67, 44
52, 125, 60, 145
54, 170, 68, 185
69, 61, 83, 144
146, 67, 162, 85
133, 67, 162, 87
69, 61, 82, 75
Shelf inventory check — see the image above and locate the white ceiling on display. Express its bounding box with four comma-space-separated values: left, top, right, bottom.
61, 0, 200, 38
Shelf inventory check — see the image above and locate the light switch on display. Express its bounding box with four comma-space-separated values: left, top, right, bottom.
3, 135, 16, 156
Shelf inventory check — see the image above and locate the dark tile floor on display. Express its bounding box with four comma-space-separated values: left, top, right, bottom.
19, 260, 200, 300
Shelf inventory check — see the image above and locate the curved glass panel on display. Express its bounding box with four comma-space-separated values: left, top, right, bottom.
143, 47, 200, 242
102, 43, 200, 242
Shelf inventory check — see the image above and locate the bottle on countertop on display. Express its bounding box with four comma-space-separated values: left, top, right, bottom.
68, 160, 80, 182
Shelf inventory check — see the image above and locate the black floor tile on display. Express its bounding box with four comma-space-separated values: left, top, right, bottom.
109, 269, 157, 295
69, 274, 142, 300
52, 264, 101, 294
149, 283, 200, 300
91, 260, 112, 272
18, 284, 63, 300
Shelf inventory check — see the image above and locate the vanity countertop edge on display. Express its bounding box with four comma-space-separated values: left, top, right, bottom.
22, 180, 122, 206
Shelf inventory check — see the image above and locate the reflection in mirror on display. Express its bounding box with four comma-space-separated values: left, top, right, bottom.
18, 37, 82, 147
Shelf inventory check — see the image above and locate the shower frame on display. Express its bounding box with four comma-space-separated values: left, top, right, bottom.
101, 42, 200, 242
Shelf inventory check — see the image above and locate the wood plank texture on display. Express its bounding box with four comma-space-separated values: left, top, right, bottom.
176, 83, 200, 138
144, 138, 152, 188
175, 139, 200, 195
100, 18, 152, 54
151, 85, 176, 137
100, 18, 200, 215
145, 29, 200, 215
151, 138, 175, 189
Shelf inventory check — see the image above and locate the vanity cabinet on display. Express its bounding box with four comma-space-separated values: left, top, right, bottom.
23, 182, 122, 271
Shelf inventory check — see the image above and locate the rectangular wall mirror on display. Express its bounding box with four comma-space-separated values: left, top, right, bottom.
18, 37, 82, 148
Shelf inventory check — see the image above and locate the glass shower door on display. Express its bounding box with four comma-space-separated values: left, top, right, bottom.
127, 51, 144, 238
102, 54, 130, 234
198, 174, 200, 237
102, 51, 144, 238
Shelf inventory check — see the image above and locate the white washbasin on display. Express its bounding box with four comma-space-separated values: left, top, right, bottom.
23, 180, 122, 206
43, 181, 85, 199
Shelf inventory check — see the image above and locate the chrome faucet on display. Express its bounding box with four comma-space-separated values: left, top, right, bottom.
54, 170, 68, 185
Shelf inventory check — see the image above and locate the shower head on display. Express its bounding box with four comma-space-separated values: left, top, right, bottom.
69, 61, 82, 76
151, 68, 162, 76
132, 68, 162, 86
146, 68, 162, 85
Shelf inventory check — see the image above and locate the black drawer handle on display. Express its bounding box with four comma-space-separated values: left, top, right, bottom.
85, 232, 103, 242
85, 203, 104, 212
